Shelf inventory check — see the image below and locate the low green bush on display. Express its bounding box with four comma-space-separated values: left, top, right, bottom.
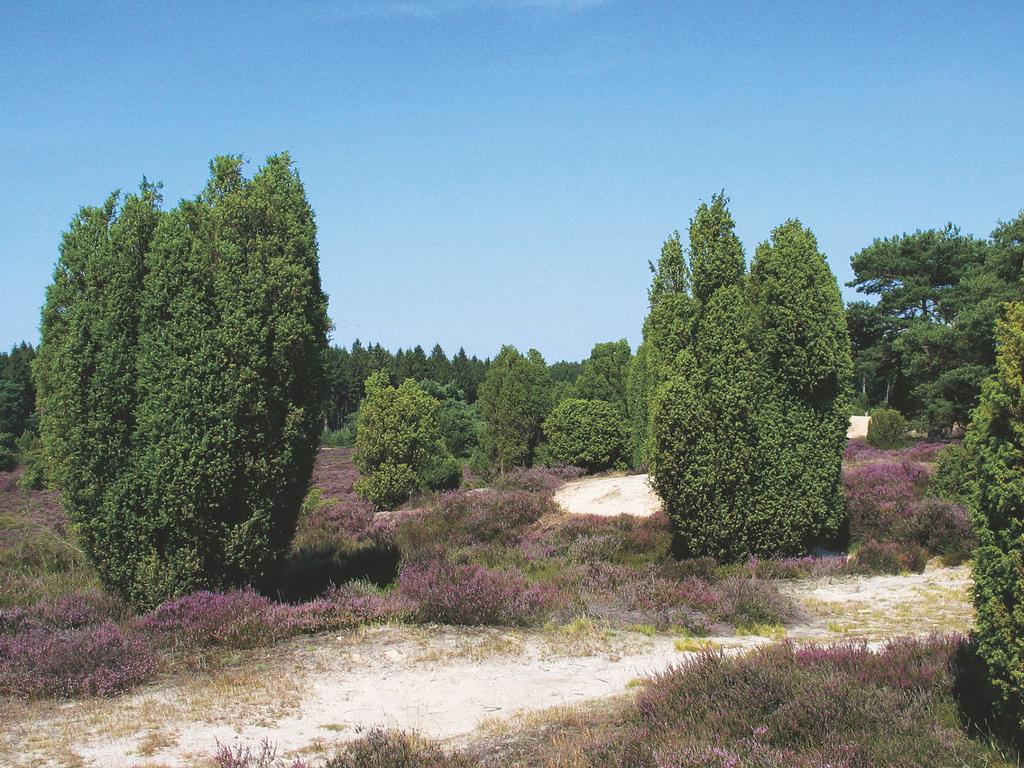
542, 398, 628, 473
867, 407, 909, 449
354, 371, 459, 509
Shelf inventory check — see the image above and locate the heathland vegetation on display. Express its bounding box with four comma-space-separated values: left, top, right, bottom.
0, 158, 1021, 765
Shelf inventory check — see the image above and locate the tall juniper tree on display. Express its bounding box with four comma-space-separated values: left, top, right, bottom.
650, 196, 850, 559
651, 194, 760, 558
959, 302, 1024, 740
748, 220, 852, 552
36, 155, 329, 608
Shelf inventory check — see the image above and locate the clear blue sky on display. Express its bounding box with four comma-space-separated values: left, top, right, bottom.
2, 1, 1022, 362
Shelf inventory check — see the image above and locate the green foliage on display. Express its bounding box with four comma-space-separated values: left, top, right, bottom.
930, 442, 974, 505
867, 408, 909, 449
419, 453, 463, 492
35, 156, 329, 609
626, 343, 650, 468
688, 193, 745, 304
354, 371, 457, 509
748, 220, 851, 547
0, 432, 14, 471
14, 433, 48, 490
573, 339, 631, 416
542, 398, 628, 473
0, 343, 37, 438
323, 342, 489, 429
647, 230, 689, 303
848, 218, 1024, 434
651, 201, 851, 559
960, 302, 1024, 739
436, 398, 482, 458
478, 346, 552, 472
635, 232, 698, 471
322, 414, 358, 448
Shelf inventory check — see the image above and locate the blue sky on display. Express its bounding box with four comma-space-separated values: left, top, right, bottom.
2, 1, 1022, 361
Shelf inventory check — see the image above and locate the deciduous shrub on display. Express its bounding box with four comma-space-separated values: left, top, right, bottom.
35, 156, 329, 609
959, 301, 1024, 740
867, 407, 910, 448
542, 398, 628, 472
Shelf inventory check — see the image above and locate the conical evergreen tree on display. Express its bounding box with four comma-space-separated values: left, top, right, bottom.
36, 183, 162, 591
632, 231, 695, 467
960, 302, 1024, 738
747, 220, 852, 552
650, 198, 849, 559
37, 155, 328, 608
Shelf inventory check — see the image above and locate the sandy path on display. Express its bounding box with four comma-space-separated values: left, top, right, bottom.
2, 565, 973, 768
553, 473, 661, 517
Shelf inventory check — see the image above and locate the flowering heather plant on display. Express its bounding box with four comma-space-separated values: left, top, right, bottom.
625, 636, 988, 768
399, 560, 556, 626
742, 554, 853, 579
522, 511, 672, 567
904, 497, 975, 563
0, 592, 127, 637
293, 449, 378, 549
843, 459, 932, 541
551, 562, 797, 633
135, 589, 287, 651
0, 621, 156, 698
853, 539, 928, 574
325, 728, 479, 768
394, 489, 552, 563
491, 464, 586, 493
213, 739, 309, 768
844, 438, 951, 465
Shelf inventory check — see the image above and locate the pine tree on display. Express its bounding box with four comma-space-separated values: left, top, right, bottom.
427, 343, 452, 385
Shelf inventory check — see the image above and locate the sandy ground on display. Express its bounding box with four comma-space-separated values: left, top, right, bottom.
847, 415, 871, 439
1, 564, 973, 768
553, 473, 661, 517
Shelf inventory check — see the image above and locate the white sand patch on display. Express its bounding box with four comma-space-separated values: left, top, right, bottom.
553, 473, 661, 518
847, 415, 870, 439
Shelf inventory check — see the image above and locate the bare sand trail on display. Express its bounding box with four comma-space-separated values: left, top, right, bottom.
1, 564, 973, 768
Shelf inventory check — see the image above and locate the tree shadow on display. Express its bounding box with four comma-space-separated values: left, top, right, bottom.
951, 638, 1022, 759
269, 542, 401, 603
